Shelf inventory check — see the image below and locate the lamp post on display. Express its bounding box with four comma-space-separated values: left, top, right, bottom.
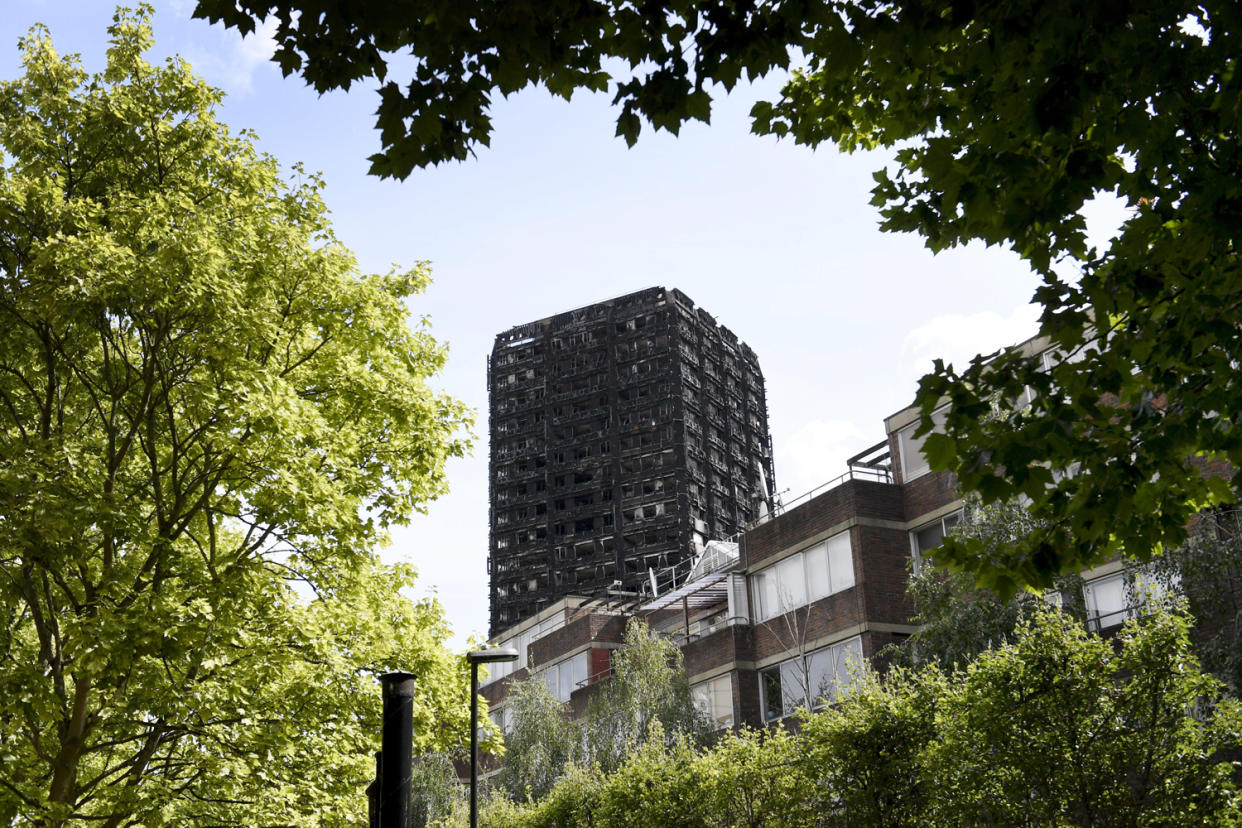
466, 647, 519, 828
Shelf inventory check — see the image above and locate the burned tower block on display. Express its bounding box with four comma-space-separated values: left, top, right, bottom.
487, 287, 776, 636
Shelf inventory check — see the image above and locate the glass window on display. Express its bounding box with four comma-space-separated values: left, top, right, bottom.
1084, 573, 1130, 631
832, 637, 863, 695
572, 651, 587, 689
779, 659, 804, 714
1083, 568, 1176, 632
692, 674, 734, 728
760, 636, 864, 720
761, 668, 783, 722
753, 570, 778, 621
775, 555, 807, 610
910, 510, 963, 574
805, 542, 831, 601
898, 423, 929, 480
897, 408, 947, 481
749, 531, 854, 622
806, 636, 863, 708
827, 532, 855, 593
539, 652, 589, 702
805, 647, 834, 706
914, 522, 946, 553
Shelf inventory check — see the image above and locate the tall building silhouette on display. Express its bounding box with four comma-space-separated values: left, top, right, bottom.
488, 287, 775, 635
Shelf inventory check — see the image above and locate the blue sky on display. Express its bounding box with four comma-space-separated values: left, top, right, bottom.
4, 1, 1077, 648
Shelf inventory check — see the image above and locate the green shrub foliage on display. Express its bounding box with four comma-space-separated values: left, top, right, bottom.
477, 607, 1241, 828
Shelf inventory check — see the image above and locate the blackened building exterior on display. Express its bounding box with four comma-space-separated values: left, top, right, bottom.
487, 287, 776, 635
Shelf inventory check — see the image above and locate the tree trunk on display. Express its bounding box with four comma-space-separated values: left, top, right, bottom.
47, 673, 92, 824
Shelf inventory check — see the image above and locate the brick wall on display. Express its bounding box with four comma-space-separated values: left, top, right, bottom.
735, 667, 761, 726
750, 589, 867, 662
683, 624, 751, 680
743, 479, 904, 569
530, 613, 625, 668
902, 469, 959, 524
480, 668, 525, 706
856, 524, 917, 627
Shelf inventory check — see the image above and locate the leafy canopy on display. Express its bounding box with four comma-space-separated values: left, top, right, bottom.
0, 7, 471, 825
1148, 509, 1242, 696
764, 0, 1242, 594
191, 0, 818, 178
482, 607, 1242, 828
892, 497, 1086, 672
197, 0, 1242, 590
494, 618, 713, 803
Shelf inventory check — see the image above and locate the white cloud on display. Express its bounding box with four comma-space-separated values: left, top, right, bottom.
183, 15, 278, 95
898, 304, 1041, 393
775, 418, 872, 502
237, 16, 279, 67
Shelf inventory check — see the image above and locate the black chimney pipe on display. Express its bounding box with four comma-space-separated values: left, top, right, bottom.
378, 671, 416, 828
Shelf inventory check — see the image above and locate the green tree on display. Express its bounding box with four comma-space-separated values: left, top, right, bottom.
583, 732, 709, 828
480, 611, 1242, 827
894, 497, 1085, 672
697, 726, 813, 828
409, 752, 468, 828
901, 496, 1242, 703
191, 0, 816, 178
196, 0, 1242, 591
581, 618, 713, 774
495, 670, 581, 803
926, 607, 1242, 826
494, 618, 712, 802
798, 667, 941, 828
762, 0, 1242, 593
1149, 509, 1242, 696
0, 9, 472, 825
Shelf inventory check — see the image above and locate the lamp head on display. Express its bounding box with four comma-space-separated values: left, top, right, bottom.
467, 647, 520, 664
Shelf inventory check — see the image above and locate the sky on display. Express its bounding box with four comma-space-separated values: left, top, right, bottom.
3, 1, 1081, 649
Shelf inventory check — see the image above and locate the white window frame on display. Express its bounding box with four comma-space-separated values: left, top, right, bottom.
759, 636, 864, 722
691, 674, 735, 729
750, 531, 855, 622
896, 406, 948, 482
1083, 568, 1174, 633
908, 509, 962, 574
1084, 573, 1130, 631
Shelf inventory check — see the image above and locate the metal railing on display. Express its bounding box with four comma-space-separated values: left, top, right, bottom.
735, 464, 894, 536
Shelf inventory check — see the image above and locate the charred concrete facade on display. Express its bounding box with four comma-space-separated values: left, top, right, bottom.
488, 287, 775, 636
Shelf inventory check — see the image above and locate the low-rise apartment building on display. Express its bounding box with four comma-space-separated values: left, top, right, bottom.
480, 336, 1189, 732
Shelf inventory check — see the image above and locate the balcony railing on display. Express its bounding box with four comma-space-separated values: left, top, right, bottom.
741, 464, 893, 534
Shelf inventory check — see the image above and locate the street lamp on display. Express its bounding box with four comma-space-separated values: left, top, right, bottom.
466, 647, 519, 828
